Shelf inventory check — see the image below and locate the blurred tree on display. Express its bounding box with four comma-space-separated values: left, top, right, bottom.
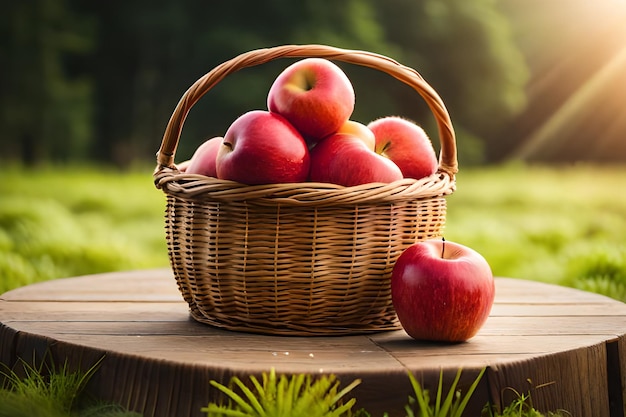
0, 0, 93, 165
370, 0, 529, 164
2, 0, 529, 166
80, 0, 392, 166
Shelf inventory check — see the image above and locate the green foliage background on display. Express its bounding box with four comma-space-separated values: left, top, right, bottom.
1, 3, 625, 416
1, 164, 625, 302
0, 165, 167, 292
1, 0, 529, 167
1, 0, 624, 300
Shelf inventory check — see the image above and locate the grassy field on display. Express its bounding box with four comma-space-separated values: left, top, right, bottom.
1, 163, 625, 302
446, 163, 626, 300
0, 164, 169, 293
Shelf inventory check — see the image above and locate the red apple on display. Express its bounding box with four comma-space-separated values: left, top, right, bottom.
308, 133, 403, 186
391, 239, 495, 342
368, 116, 438, 180
176, 160, 191, 173
216, 110, 310, 185
336, 120, 375, 151
267, 58, 355, 144
185, 136, 223, 177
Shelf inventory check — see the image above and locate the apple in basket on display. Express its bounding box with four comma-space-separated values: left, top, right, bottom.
175, 160, 191, 172
267, 58, 355, 144
368, 116, 438, 180
185, 136, 223, 177
216, 110, 310, 185
336, 120, 376, 151
308, 132, 403, 186
391, 239, 495, 342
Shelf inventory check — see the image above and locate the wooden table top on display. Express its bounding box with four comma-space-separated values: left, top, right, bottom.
1, 269, 625, 417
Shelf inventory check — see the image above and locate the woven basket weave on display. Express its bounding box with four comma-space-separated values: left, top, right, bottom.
154, 44, 458, 336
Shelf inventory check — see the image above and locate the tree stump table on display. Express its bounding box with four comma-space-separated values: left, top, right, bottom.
1, 269, 625, 417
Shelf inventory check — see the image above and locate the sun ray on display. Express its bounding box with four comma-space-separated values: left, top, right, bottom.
511, 44, 626, 161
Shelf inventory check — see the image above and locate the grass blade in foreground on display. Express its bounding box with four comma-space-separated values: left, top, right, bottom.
203, 368, 362, 417
405, 367, 486, 417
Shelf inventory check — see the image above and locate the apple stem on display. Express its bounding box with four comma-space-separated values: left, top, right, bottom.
441, 237, 446, 258
379, 141, 392, 154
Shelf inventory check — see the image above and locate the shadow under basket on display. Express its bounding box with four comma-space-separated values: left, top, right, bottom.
154, 44, 458, 336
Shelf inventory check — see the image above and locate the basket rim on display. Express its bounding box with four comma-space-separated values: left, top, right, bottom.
154, 44, 458, 182
155, 166, 454, 205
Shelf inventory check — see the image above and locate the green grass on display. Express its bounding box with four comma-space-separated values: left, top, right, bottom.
0, 357, 140, 417
0, 362, 559, 417
1, 163, 625, 302
482, 389, 570, 417
402, 368, 485, 417
0, 164, 169, 294
203, 368, 362, 417
445, 163, 626, 300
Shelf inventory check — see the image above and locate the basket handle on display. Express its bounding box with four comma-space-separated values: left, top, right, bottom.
155, 44, 458, 177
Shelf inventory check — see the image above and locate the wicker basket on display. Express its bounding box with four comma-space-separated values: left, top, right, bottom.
154, 44, 458, 336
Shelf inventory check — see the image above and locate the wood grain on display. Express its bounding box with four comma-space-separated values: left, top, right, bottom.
1, 269, 625, 417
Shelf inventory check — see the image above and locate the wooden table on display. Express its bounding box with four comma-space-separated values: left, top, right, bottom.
1, 269, 625, 417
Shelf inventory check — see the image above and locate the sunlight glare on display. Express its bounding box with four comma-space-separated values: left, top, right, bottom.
609, 0, 626, 12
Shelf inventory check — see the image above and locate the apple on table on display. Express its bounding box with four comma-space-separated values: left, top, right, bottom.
391, 239, 495, 342
216, 110, 310, 185
267, 57, 355, 145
